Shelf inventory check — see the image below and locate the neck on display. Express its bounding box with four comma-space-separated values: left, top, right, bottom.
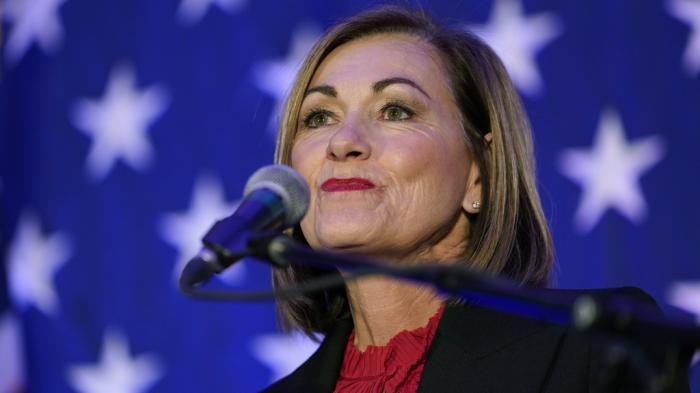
345, 275, 443, 351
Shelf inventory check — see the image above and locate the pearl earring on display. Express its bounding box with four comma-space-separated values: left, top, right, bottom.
472, 201, 481, 209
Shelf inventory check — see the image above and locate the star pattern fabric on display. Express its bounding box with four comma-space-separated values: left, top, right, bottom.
469, 0, 562, 96
158, 174, 245, 284
0, 312, 25, 393
667, 281, 700, 366
253, 24, 321, 135
250, 333, 320, 383
2, 0, 67, 66
71, 64, 170, 182
668, 281, 700, 324
558, 110, 665, 233
667, 0, 700, 76
177, 0, 247, 25
67, 330, 163, 393
1, 2, 700, 391
7, 211, 71, 316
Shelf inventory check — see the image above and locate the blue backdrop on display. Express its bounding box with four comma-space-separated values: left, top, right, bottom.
1, 0, 699, 392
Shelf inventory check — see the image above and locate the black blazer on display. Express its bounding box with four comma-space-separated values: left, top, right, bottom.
261, 288, 691, 393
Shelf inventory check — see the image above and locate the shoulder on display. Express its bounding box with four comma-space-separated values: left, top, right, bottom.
259, 317, 352, 393
435, 285, 662, 365
438, 286, 658, 347
420, 287, 689, 393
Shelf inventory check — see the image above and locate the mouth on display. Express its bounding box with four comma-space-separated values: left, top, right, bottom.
321, 177, 376, 192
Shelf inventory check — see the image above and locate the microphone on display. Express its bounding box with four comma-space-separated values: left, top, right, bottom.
179, 165, 310, 289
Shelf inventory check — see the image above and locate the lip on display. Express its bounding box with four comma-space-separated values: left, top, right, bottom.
321, 177, 376, 192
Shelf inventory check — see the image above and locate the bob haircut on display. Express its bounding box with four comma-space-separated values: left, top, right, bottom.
272, 5, 554, 336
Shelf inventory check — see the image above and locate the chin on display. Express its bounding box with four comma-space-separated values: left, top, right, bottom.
302, 205, 388, 250
314, 226, 375, 251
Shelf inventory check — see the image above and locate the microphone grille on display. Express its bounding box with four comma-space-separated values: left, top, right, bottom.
243, 165, 310, 227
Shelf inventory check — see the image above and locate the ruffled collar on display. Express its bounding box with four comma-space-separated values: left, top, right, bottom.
334, 304, 445, 393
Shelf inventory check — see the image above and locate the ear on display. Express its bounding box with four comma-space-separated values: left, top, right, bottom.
462, 132, 491, 214
462, 162, 483, 214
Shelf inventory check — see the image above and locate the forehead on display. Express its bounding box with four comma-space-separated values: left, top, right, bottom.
309, 33, 451, 93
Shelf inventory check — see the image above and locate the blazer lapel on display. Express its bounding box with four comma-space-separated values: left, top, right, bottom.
418, 303, 564, 393
264, 288, 671, 393
260, 316, 352, 393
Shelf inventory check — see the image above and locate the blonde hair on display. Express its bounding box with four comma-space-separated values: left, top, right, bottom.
273, 5, 554, 336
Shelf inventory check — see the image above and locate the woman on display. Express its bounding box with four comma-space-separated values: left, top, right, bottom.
262, 6, 689, 393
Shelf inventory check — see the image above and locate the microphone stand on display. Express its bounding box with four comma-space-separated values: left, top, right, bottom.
249, 234, 700, 393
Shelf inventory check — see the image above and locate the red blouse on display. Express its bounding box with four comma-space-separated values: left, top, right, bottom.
333, 304, 445, 393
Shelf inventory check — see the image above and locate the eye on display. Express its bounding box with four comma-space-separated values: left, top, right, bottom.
302, 109, 335, 129
381, 102, 415, 121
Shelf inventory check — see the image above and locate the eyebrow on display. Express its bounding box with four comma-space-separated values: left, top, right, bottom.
373, 77, 431, 99
303, 77, 431, 100
304, 85, 337, 98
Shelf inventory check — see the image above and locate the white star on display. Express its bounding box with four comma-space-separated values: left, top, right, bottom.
67, 329, 163, 393
70, 64, 170, 182
2, 0, 67, 66
558, 109, 665, 233
158, 174, 245, 284
469, 0, 562, 96
253, 24, 321, 136
667, 281, 700, 366
667, 0, 700, 76
7, 211, 71, 315
250, 332, 320, 382
0, 312, 25, 392
667, 281, 700, 324
176, 0, 246, 26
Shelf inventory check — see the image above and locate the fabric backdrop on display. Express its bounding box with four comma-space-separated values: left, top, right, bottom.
1, 0, 699, 392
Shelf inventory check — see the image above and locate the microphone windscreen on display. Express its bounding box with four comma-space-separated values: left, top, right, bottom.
243, 165, 310, 226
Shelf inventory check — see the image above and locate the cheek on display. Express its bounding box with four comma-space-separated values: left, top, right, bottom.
290, 136, 325, 184
290, 137, 325, 246
384, 132, 463, 182
384, 133, 470, 209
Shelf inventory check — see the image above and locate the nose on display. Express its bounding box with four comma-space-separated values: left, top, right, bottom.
326, 117, 371, 161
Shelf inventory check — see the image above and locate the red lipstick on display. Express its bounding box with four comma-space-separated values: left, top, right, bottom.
321, 178, 376, 192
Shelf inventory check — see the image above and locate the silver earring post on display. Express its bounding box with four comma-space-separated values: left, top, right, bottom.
472, 201, 481, 209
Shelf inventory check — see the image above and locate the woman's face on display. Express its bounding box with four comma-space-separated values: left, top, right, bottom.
291, 33, 480, 262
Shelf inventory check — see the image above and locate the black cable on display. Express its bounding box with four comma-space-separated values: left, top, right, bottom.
179, 266, 383, 301
179, 234, 699, 392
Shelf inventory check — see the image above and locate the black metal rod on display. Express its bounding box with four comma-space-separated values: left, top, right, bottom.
265, 235, 700, 349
